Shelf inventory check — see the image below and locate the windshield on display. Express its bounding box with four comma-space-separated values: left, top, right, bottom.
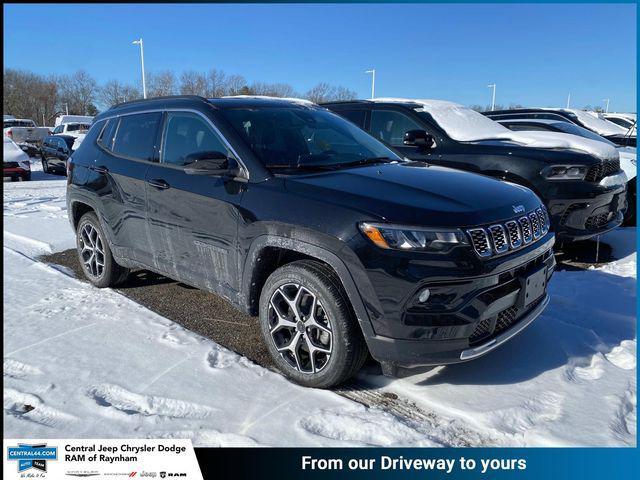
550, 121, 617, 146
413, 102, 511, 142
220, 107, 401, 171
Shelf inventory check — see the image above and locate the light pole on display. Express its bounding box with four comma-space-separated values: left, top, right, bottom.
63, 103, 69, 115
566, 92, 571, 109
487, 83, 496, 111
132, 38, 147, 99
602, 98, 610, 113
365, 69, 376, 99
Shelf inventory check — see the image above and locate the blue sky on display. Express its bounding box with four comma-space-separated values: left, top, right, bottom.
4, 3, 637, 111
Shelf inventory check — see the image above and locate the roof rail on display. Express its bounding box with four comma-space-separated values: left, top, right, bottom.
111, 95, 210, 109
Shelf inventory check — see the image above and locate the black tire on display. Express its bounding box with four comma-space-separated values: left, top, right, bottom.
22, 171, 31, 181
41, 157, 49, 174
76, 211, 129, 288
259, 260, 368, 388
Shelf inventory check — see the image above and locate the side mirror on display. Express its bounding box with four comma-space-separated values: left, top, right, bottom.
183, 151, 238, 176
403, 130, 435, 149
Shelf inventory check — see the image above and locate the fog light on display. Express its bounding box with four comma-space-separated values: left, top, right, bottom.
418, 288, 431, 303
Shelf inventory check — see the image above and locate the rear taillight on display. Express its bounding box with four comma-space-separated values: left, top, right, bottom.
7, 130, 12, 138
66, 158, 74, 178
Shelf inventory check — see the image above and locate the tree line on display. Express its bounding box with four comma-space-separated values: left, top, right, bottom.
3, 68, 358, 126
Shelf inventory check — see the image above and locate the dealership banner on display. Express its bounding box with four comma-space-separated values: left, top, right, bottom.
3, 439, 202, 479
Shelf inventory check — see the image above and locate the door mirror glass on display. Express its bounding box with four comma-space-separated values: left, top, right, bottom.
404, 129, 435, 149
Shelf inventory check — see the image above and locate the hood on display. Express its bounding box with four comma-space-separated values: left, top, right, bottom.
474, 131, 620, 161
3, 136, 30, 165
285, 162, 542, 228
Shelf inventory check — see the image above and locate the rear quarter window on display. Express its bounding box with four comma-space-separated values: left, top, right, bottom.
112, 113, 161, 161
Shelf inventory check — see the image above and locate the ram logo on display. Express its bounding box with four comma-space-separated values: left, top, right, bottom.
512, 205, 526, 214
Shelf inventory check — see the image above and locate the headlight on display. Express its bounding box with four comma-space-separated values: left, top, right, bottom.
359, 222, 468, 252
542, 165, 587, 180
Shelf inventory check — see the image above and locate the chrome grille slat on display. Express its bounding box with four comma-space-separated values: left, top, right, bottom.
505, 220, 523, 248
468, 206, 549, 258
529, 212, 541, 239
519, 216, 532, 244
488, 224, 508, 254
467, 228, 492, 257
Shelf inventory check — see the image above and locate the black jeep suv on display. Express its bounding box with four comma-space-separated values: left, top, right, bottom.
67, 96, 555, 388
323, 99, 627, 242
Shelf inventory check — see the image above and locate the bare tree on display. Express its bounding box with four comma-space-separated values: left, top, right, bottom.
3, 69, 59, 125
57, 70, 99, 115
206, 69, 228, 97
304, 82, 357, 103
225, 74, 248, 96
100, 79, 141, 108
148, 70, 177, 97
179, 71, 208, 96
248, 81, 297, 97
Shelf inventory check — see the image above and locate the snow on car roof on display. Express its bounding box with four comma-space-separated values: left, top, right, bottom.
221, 95, 316, 106
371, 98, 619, 160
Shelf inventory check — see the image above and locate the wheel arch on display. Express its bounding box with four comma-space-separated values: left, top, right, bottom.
241, 234, 376, 340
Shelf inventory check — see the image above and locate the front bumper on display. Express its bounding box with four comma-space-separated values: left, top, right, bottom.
547, 179, 626, 241
360, 241, 555, 368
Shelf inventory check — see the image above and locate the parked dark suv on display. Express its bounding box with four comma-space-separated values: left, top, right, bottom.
67, 96, 555, 388
323, 99, 627, 242
41, 135, 76, 175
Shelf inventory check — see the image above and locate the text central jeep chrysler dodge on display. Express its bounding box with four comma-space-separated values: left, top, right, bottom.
323, 99, 627, 242
67, 96, 555, 387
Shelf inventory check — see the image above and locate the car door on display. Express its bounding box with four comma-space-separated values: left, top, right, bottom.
91, 112, 162, 265
144, 110, 244, 295
51, 137, 69, 171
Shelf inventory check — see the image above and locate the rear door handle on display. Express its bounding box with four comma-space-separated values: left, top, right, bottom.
147, 178, 170, 189
90, 165, 109, 174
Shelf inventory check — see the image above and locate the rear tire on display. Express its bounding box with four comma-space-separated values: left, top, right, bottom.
259, 260, 368, 388
76, 212, 129, 288
42, 159, 49, 174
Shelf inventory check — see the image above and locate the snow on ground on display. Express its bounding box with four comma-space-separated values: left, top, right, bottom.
3, 167, 637, 446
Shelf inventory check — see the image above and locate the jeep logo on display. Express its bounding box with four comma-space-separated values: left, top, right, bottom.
512, 205, 525, 214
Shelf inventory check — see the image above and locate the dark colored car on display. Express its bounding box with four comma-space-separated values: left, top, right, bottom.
496, 118, 636, 226
41, 135, 76, 175
485, 108, 636, 148
67, 96, 555, 388
323, 99, 627, 242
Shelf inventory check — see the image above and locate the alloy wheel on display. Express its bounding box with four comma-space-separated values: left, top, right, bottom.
79, 223, 105, 278
268, 283, 333, 374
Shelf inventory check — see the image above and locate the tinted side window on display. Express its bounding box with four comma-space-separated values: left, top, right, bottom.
504, 123, 552, 132
161, 112, 230, 166
98, 119, 118, 150
112, 113, 161, 161
370, 110, 423, 146
338, 109, 367, 128
53, 125, 64, 134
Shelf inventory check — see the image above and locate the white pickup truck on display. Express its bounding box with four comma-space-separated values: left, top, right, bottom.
3, 118, 51, 151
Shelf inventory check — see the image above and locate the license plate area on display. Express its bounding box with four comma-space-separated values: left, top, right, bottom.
519, 266, 547, 309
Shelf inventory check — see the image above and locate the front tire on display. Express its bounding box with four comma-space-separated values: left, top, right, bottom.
76, 212, 129, 288
259, 260, 368, 388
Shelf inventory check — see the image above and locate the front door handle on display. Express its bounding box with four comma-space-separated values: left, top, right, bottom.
147, 178, 170, 189
90, 165, 109, 174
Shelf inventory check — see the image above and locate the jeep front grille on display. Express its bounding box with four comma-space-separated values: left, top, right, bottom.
467, 206, 549, 258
